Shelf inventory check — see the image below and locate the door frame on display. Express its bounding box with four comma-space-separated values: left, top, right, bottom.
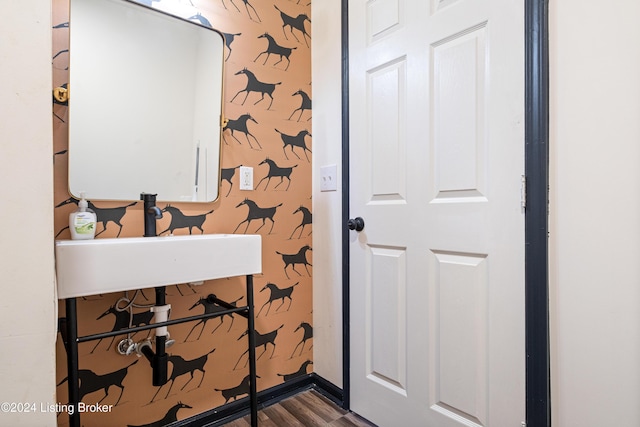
339, 1, 551, 426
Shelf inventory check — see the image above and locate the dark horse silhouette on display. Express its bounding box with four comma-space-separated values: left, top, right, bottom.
290, 322, 313, 357
276, 245, 312, 279
257, 158, 297, 191
234, 325, 284, 369
289, 89, 312, 121
221, 165, 242, 196
127, 402, 192, 427
184, 295, 243, 341
223, 113, 261, 149
274, 5, 311, 47
215, 375, 259, 404
290, 205, 312, 239
257, 282, 300, 316
221, 32, 241, 61
55, 198, 136, 238
254, 33, 296, 70
222, 0, 261, 22
275, 128, 312, 162
158, 205, 213, 235
57, 360, 138, 407
234, 198, 282, 234
149, 349, 216, 402
278, 360, 313, 381
188, 13, 212, 28
230, 68, 281, 110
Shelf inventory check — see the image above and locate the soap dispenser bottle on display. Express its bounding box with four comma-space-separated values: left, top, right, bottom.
69, 192, 97, 240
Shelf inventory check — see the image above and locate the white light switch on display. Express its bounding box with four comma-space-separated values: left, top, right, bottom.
320, 164, 338, 192
240, 166, 253, 191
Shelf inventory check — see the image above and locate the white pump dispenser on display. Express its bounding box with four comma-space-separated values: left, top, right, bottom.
69, 192, 97, 240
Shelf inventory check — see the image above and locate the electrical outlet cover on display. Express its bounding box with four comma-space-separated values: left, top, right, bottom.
240, 166, 253, 191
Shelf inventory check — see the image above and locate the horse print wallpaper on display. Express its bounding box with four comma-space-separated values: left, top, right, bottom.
52, 0, 313, 425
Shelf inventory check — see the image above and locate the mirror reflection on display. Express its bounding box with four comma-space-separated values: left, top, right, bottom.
68, 0, 224, 202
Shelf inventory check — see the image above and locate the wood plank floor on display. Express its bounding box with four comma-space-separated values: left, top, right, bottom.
222, 390, 377, 427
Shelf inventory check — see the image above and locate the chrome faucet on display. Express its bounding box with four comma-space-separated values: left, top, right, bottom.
141, 193, 162, 237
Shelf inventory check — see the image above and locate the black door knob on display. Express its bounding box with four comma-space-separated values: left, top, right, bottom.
347, 217, 365, 232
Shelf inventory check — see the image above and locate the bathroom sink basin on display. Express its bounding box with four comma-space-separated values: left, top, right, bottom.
55, 234, 262, 299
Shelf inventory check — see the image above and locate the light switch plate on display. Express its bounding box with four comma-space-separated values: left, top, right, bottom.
320, 164, 338, 192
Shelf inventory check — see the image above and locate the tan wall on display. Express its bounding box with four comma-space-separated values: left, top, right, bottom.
310, 0, 344, 388
52, 1, 313, 425
0, 1, 57, 426
549, 0, 640, 425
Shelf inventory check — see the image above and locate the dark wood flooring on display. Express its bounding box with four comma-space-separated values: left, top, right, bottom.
222, 390, 377, 427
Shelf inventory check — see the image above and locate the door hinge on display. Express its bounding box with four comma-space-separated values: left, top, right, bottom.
521, 422, 527, 427
520, 175, 527, 209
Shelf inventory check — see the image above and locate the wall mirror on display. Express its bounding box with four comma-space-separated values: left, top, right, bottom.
68, 0, 224, 202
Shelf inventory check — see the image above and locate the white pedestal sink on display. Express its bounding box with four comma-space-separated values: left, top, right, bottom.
55, 234, 262, 299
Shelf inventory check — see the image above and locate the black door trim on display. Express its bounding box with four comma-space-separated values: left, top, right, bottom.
524, 0, 551, 426
341, 0, 551, 425
340, 0, 351, 411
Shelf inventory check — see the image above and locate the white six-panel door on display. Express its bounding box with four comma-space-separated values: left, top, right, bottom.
348, 0, 525, 425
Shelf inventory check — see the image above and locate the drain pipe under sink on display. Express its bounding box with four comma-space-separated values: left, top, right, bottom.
139, 286, 170, 386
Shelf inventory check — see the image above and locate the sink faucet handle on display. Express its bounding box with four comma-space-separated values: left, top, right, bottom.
149, 206, 163, 219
